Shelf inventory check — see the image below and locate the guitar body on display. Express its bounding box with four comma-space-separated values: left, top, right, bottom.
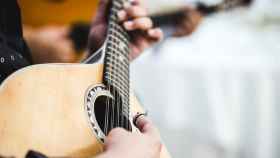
0, 0, 172, 157
0, 64, 170, 158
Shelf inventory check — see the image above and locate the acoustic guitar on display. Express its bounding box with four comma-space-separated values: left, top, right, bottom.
0, 0, 171, 157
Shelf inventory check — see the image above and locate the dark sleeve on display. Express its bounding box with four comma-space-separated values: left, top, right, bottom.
0, 0, 33, 63
25, 151, 48, 158
0, 0, 32, 83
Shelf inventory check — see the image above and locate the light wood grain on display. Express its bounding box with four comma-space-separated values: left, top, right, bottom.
0, 64, 171, 158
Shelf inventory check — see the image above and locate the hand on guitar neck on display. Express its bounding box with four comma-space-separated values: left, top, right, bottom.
88, 0, 163, 61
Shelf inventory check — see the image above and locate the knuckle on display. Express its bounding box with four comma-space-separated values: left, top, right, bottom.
156, 28, 163, 33
143, 119, 154, 129
128, 6, 147, 17
127, 6, 137, 14
136, 18, 152, 28
144, 123, 157, 133
146, 18, 153, 25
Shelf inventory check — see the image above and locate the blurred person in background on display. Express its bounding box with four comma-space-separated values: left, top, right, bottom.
19, 0, 99, 63
20, 0, 208, 64
131, 0, 280, 158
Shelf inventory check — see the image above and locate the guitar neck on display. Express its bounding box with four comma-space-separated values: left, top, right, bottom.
103, 0, 130, 116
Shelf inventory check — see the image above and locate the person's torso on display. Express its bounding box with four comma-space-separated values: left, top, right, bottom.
0, 0, 32, 83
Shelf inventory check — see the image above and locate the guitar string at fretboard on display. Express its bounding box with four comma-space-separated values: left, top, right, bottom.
104, 0, 130, 117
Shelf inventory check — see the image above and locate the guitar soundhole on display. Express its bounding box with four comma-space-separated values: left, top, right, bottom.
94, 94, 132, 136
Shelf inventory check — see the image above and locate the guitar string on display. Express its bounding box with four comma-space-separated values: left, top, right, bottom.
116, 0, 121, 129
104, 0, 131, 134
107, 0, 120, 135
105, 66, 110, 135
123, 0, 130, 130
115, 0, 124, 131
109, 3, 115, 135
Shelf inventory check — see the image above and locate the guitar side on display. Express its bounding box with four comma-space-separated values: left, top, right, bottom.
0, 64, 171, 158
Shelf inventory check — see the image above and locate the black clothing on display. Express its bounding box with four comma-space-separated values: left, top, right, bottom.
0, 0, 32, 83
25, 150, 48, 158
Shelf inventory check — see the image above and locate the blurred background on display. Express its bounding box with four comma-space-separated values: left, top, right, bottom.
19, 0, 280, 158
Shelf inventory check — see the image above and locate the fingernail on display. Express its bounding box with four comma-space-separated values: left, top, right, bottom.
124, 21, 134, 30
117, 10, 126, 21
148, 29, 156, 36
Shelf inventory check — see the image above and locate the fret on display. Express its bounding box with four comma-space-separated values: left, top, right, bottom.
105, 67, 129, 83
107, 41, 129, 55
106, 77, 129, 97
107, 35, 129, 48
104, 67, 129, 82
108, 29, 129, 46
108, 30, 130, 46
107, 84, 129, 100
123, 109, 129, 115
108, 32, 130, 49
122, 105, 129, 112
106, 48, 129, 66
108, 30, 129, 46
111, 7, 120, 15
109, 22, 130, 39
108, 44, 129, 61
109, 15, 118, 22
106, 82, 129, 97
105, 65, 129, 79
107, 50, 128, 60
107, 36, 119, 45
112, 0, 123, 9
107, 85, 129, 101
107, 39, 129, 56
109, 22, 128, 35
106, 47, 129, 64
108, 26, 129, 43
105, 57, 129, 76
105, 70, 129, 86
104, 56, 129, 73
121, 108, 130, 117
105, 68, 129, 88
105, 56, 129, 70
121, 109, 130, 117
104, 72, 129, 90
104, 73, 129, 92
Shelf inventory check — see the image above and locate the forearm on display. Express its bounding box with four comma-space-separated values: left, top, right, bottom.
23, 25, 80, 63
22, 25, 52, 63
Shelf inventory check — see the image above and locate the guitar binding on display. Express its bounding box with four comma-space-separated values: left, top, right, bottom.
84, 84, 109, 143
84, 84, 132, 143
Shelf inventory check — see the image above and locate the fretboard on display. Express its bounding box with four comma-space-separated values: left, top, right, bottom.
103, 0, 130, 115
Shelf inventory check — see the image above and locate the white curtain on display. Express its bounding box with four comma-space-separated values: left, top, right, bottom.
131, 6, 280, 158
